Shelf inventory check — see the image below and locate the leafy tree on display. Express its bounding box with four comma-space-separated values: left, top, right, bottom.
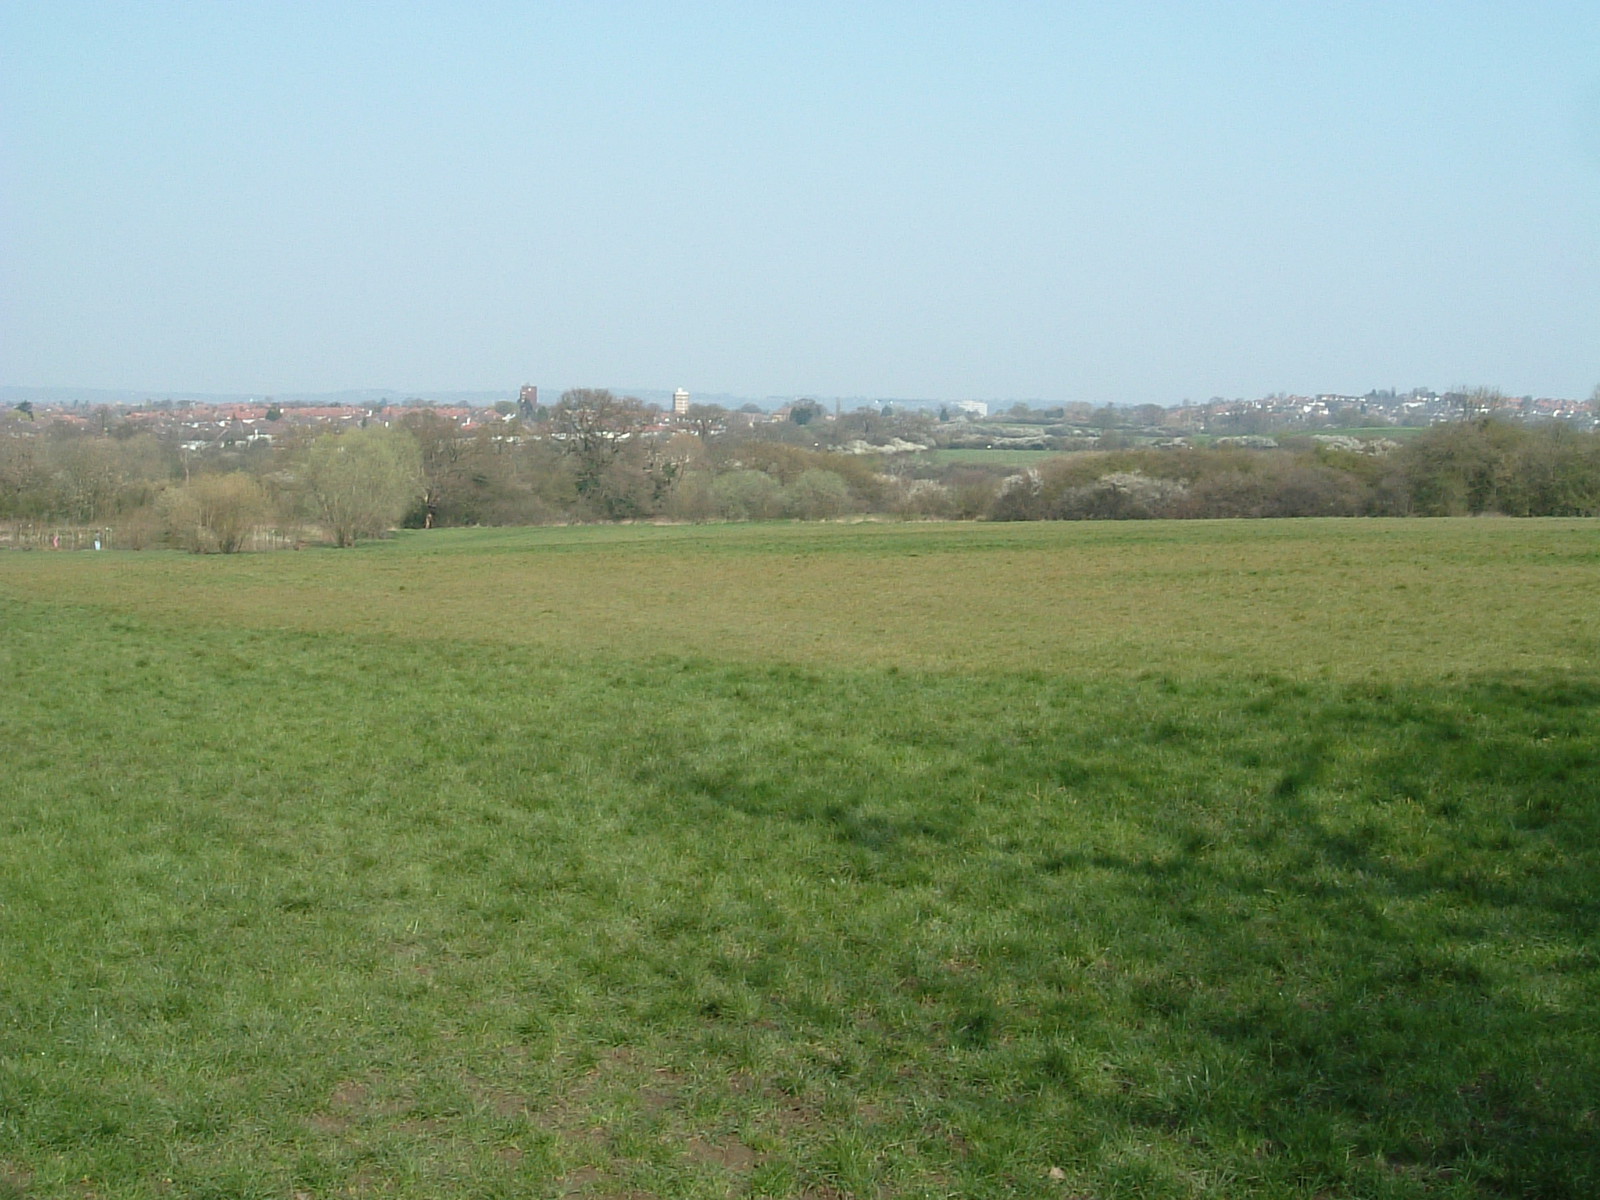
789, 399, 824, 426
1497, 425, 1600, 516
1402, 418, 1527, 515
304, 427, 422, 546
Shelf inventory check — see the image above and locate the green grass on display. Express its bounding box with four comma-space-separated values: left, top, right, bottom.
2, 520, 1598, 1198
915, 447, 1062, 466
1312, 426, 1426, 440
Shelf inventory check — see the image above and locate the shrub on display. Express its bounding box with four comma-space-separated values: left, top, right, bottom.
664, 471, 717, 522
987, 469, 1045, 521
888, 477, 955, 519
1053, 471, 1188, 519
785, 469, 851, 519
158, 473, 272, 553
947, 470, 1001, 519
711, 470, 785, 520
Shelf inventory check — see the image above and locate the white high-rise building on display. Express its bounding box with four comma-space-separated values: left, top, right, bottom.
673, 388, 690, 416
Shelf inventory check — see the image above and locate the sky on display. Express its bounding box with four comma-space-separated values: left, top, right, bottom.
2, 1, 1597, 405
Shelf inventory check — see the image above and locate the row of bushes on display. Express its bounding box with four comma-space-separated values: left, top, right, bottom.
0, 424, 425, 550
985, 422, 1600, 521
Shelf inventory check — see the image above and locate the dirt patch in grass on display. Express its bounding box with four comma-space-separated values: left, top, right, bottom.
309, 1075, 409, 1134
686, 1134, 762, 1170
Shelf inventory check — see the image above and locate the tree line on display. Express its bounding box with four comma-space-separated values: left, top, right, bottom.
3, 392, 1598, 550
988, 419, 1600, 521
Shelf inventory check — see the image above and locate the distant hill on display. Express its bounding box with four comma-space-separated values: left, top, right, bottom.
0, 386, 514, 408
2, 384, 1035, 414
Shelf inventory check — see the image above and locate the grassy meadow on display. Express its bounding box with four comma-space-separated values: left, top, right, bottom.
2, 519, 1598, 1199
914, 448, 1059, 467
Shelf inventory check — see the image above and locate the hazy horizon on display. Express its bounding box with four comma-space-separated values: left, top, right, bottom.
2, 380, 1589, 413
4, 3, 1597, 405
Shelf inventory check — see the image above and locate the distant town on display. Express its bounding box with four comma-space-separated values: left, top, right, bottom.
5, 379, 1598, 549
5, 383, 1596, 451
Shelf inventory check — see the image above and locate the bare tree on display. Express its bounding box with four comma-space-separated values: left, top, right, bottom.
684, 403, 726, 441
1455, 386, 1505, 422
549, 389, 649, 501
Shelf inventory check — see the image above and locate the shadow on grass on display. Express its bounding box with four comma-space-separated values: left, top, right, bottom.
635, 666, 1599, 1195
1020, 673, 1599, 1197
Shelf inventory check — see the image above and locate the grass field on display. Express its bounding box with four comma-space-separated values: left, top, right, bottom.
913, 448, 1060, 467
1307, 427, 1426, 441
3, 519, 1598, 1198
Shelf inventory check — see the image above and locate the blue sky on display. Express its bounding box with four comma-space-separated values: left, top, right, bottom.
3, 1, 1597, 403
